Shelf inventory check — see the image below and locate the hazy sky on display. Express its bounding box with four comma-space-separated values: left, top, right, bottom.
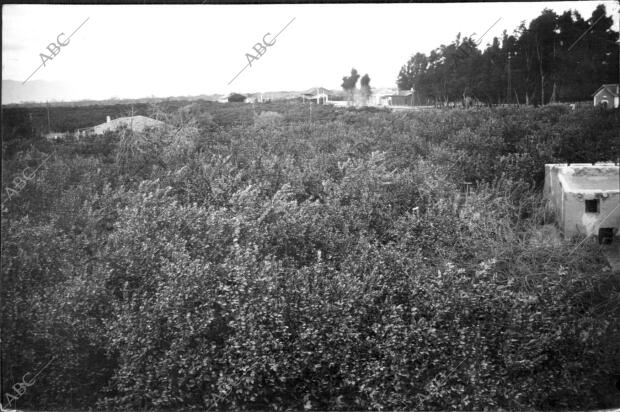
2, 2, 619, 102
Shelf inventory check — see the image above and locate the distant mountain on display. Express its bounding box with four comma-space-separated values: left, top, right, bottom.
2, 79, 75, 104
1, 79, 224, 106
2, 80, 393, 107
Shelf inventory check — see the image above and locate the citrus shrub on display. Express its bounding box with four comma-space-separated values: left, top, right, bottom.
1, 105, 619, 410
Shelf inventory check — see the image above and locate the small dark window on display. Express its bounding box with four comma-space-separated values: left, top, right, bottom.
598, 228, 614, 244
585, 199, 599, 213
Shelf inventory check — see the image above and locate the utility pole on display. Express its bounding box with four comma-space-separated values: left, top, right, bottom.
506, 53, 512, 105
29, 113, 34, 136
46, 101, 51, 133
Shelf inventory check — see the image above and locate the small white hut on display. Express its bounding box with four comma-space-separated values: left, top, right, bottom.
544, 163, 619, 242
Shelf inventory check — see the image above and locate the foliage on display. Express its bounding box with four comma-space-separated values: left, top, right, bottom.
1, 103, 619, 410
254, 111, 284, 127
397, 4, 619, 105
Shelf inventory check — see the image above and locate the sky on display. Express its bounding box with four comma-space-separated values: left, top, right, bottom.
2, 2, 619, 103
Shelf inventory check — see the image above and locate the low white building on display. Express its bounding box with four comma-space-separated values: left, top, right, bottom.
593, 84, 619, 109
301, 87, 330, 104
78, 115, 167, 136
544, 163, 620, 242
44, 131, 66, 140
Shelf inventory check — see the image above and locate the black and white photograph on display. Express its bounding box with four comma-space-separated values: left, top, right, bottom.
1, 1, 620, 410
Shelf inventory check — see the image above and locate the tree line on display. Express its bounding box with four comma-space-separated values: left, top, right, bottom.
397, 4, 619, 106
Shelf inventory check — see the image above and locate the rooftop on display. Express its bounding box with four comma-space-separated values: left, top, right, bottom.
95, 115, 165, 129
551, 163, 619, 194
593, 83, 620, 97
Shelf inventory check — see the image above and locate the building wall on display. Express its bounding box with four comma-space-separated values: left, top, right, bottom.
93, 123, 114, 135
562, 192, 620, 237
543, 164, 564, 220
594, 89, 619, 108
391, 95, 412, 106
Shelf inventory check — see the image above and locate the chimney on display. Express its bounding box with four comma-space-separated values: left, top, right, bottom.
106, 116, 111, 123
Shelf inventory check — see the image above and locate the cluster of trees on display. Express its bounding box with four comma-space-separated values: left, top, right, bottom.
397, 4, 619, 105
2, 102, 619, 410
341, 68, 372, 104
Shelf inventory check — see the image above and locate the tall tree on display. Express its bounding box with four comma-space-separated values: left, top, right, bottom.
528, 9, 559, 105
395, 3, 618, 105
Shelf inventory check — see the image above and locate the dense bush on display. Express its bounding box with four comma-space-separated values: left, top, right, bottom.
254, 111, 284, 127
1, 104, 619, 410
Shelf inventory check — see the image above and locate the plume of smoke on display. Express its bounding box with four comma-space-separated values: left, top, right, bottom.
360, 74, 371, 105
341, 68, 360, 90
341, 68, 360, 104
